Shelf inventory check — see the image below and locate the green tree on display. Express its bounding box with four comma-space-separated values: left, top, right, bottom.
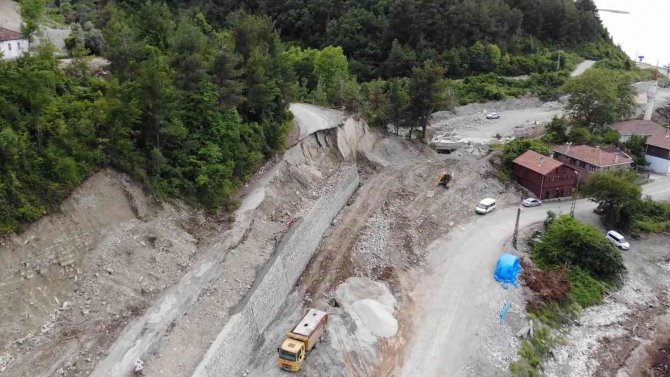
533, 215, 625, 281
567, 127, 591, 144
384, 39, 417, 78
409, 60, 446, 140
624, 135, 648, 166
19, 0, 46, 42
564, 69, 635, 133
313, 46, 350, 105
388, 78, 410, 136
582, 170, 642, 229
543, 115, 568, 143
502, 139, 551, 167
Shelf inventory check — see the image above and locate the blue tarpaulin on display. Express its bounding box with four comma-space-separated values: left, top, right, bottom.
494, 253, 521, 287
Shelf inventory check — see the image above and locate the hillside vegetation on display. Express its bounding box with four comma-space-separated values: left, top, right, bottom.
1, 0, 633, 234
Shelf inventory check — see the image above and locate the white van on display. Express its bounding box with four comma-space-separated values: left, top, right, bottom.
476, 198, 496, 215
606, 230, 630, 250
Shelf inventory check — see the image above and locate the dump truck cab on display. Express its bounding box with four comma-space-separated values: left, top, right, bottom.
278, 338, 306, 371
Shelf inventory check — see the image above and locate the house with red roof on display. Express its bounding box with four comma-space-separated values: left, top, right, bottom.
0, 27, 28, 60
512, 150, 578, 199
610, 120, 667, 142
552, 143, 633, 181
646, 130, 670, 174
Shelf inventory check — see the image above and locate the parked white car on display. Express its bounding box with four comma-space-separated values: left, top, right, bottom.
486, 112, 500, 119
476, 198, 496, 214
606, 230, 630, 250
522, 198, 542, 207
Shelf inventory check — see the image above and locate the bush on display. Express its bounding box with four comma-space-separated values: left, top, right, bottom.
510, 327, 565, 376
631, 198, 670, 234
532, 215, 626, 282
502, 139, 551, 168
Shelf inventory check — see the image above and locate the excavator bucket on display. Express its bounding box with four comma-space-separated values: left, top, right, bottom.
438, 173, 452, 187
427, 171, 452, 197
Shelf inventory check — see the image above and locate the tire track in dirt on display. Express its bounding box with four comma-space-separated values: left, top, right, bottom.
302, 166, 402, 300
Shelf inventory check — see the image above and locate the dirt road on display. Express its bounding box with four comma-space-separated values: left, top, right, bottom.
400, 175, 670, 377
290, 103, 344, 141
570, 60, 596, 77
0, 0, 20, 31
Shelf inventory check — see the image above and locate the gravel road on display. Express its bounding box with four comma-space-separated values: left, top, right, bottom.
570, 60, 596, 77
0, 0, 20, 31
400, 175, 670, 377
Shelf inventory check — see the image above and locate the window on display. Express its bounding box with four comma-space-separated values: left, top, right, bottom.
570, 158, 577, 165
8, 43, 11, 51
17, 42, 21, 49
579, 161, 586, 168
589, 165, 596, 172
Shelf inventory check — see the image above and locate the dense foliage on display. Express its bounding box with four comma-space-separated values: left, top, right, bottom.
502, 139, 551, 167
563, 68, 636, 134
156, 0, 609, 80
582, 170, 641, 229
0, 5, 306, 234
532, 215, 625, 282
0, 46, 102, 232
581, 170, 670, 234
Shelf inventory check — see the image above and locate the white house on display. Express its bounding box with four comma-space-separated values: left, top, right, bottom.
0, 27, 28, 60
645, 131, 670, 174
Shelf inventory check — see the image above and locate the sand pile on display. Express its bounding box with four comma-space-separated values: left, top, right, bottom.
335, 277, 398, 344
350, 299, 398, 338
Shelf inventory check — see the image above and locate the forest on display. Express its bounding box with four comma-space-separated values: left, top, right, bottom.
0, 0, 634, 234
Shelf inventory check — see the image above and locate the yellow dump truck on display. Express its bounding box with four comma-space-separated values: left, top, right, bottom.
277, 308, 328, 372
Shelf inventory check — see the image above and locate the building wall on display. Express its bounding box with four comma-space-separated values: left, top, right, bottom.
647, 145, 670, 160
553, 152, 631, 181
0, 39, 29, 60
513, 165, 577, 199
645, 154, 670, 174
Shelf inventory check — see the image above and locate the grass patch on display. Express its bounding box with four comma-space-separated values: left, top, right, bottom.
568, 266, 606, 308
510, 327, 566, 376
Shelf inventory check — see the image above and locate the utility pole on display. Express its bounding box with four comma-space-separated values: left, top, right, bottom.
513, 207, 521, 249
570, 171, 580, 218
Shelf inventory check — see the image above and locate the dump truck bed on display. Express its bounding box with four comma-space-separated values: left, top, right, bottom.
288, 308, 328, 350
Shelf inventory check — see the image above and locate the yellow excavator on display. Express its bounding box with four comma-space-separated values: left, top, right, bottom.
426, 171, 453, 198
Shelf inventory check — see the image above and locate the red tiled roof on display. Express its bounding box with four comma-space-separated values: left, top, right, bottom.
647, 133, 670, 150
553, 145, 633, 167
610, 120, 666, 137
0, 27, 23, 42
513, 150, 564, 175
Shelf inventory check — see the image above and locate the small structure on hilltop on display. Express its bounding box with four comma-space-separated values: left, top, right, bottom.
552, 143, 633, 181
512, 150, 577, 199
0, 27, 28, 60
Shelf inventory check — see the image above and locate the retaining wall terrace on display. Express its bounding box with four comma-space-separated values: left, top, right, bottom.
193, 166, 359, 377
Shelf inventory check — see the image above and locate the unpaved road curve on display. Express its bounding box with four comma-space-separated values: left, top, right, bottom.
570, 60, 596, 77
290, 103, 344, 141
400, 176, 670, 377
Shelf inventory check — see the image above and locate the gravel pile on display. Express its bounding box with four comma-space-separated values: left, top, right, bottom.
461, 285, 525, 375
353, 210, 392, 276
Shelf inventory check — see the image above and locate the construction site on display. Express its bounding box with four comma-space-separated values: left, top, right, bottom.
2, 65, 670, 377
